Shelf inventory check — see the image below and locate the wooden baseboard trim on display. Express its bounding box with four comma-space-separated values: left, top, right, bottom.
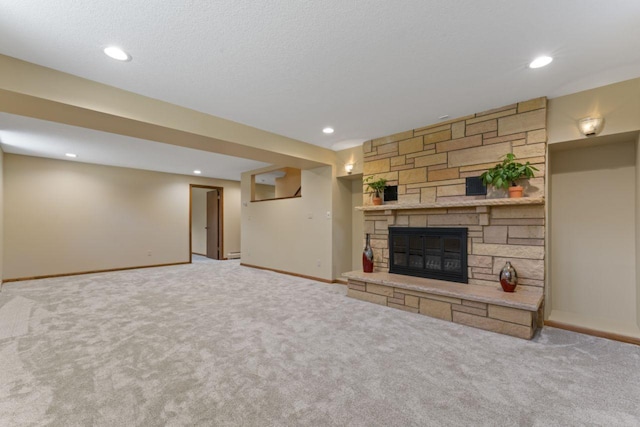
3, 262, 191, 283
240, 263, 336, 284
333, 278, 348, 285
192, 253, 230, 261
544, 320, 640, 346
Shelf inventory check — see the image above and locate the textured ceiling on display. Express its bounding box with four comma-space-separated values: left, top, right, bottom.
1, 1, 639, 173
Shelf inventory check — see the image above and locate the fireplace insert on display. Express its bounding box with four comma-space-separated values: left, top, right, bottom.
389, 227, 468, 283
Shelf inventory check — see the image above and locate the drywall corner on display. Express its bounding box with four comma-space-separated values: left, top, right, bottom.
0, 146, 3, 281
548, 77, 640, 144
637, 132, 640, 329
241, 166, 334, 280
332, 166, 354, 279
335, 145, 364, 178
351, 179, 364, 271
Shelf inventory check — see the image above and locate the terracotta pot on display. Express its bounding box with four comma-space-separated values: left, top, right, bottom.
372, 196, 383, 205
508, 185, 523, 198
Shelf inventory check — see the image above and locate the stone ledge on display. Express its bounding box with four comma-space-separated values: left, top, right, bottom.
355, 196, 545, 211
343, 270, 542, 312
344, 271, 543, 339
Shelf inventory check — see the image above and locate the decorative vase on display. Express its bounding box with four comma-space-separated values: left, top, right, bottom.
499, 261, 518, 292
508, 185, 523, 198
363, 233, 374, 272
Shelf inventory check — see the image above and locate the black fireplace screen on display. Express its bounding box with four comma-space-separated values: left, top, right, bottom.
389, 227, 468, 283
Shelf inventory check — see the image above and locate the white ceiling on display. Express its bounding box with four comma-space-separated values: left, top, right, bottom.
1, 1, 640, 177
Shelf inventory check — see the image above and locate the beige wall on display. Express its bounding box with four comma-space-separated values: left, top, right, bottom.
275, 167, 301, 198
637, 133, 640, 329
0, 146, 3, 281
3, 154, 241, 280
242, 161, 362, 280
191, 187, 208, 255
550, 141, 638, 335
241, 166, 334, 280
0, 56, 361, 284
335, 145, 365, 277
351, 179, 364, 271
0, 55, 336, 170
336, 145, 364, 178
254, 183, 275, 201
223, 185, 241, 258
547, 76, 640, 338
548, 77, 640, 144
331, 172, 354, 279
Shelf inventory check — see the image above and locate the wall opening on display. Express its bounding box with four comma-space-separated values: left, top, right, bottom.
548, 136, 639, 338
251, 167, 301, 202
190, 184, 224, 261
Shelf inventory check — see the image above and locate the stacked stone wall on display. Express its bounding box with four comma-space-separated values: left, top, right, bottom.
360, 97, 547, 293
363, 97, 547, 205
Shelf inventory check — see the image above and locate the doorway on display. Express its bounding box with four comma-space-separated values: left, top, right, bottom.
190, 185, 224, 261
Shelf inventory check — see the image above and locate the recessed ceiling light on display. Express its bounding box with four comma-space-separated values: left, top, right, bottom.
193, 170, 202, 174
529, 56, 553, 69
65, 153, 77, 158
104, 46, 132, 62
322, 127, 334, 134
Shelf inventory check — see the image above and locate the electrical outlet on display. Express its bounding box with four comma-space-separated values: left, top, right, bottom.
316, 259, 321, 267
307, 212, 313, 219
147, 250, 152, 256
325, 211, 331, 219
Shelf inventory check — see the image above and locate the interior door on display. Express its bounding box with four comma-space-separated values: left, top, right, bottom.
206, 189, 220, 259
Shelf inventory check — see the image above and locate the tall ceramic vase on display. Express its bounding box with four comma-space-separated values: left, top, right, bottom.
363, 233, 374, 273
499, 261, 518, 292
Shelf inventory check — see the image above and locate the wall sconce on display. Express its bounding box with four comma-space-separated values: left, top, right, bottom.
345, 163, 354, 174
578, 117, 604, 137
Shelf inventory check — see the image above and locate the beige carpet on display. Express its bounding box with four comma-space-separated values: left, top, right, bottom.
0, 257, 639, 426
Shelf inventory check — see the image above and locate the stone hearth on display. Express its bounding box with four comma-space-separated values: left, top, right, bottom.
346, 198, 545, 339
343, 270, 543, 339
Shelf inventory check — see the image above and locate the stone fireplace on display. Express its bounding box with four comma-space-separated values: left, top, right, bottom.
344, 97, 547, 339
364, 201, 544, 291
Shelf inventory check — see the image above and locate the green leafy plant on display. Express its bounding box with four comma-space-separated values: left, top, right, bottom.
480, 153, 538, 190
364, 176, 387, 197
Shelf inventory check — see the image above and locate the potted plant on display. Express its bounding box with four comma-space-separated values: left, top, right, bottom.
364, 176, 387, 205
480, 153, 538, 198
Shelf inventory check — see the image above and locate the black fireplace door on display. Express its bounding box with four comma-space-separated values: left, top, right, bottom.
389, 227, 468, 283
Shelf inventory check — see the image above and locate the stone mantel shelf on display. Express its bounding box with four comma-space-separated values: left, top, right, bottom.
355, 196, 545, 211
343, 270, 543, 312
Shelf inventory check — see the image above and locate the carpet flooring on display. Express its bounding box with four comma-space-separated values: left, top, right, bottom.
1, 257, 639, 426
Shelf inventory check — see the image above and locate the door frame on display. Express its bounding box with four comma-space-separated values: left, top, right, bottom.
189, 184, 224, 262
